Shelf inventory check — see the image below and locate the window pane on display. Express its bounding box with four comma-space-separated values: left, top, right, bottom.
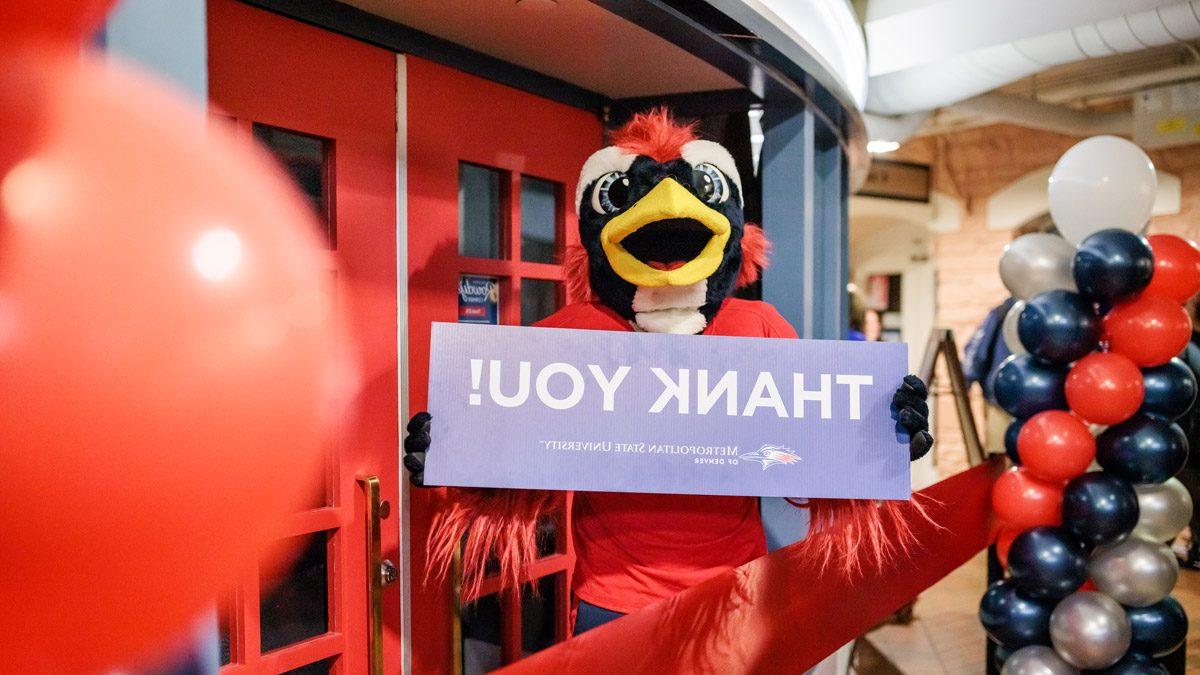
520, 176, 559, 263
253, 123, 333, 247
459, 163, 502, 259
521, 279, 560, 326
260, 532, 329, 653
283, 656, 337, 674
535, 514, 558, 558
461, 594, 502, 675
520, 574, 562, 655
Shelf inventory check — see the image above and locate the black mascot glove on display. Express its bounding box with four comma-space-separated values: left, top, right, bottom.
403, 412, 432, 487
892, 374, 933, 461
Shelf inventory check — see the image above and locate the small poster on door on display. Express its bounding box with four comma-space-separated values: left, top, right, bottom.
458, 275, 499, 324
424, 322, 911, 499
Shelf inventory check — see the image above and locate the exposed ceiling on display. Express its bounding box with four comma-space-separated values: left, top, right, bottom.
997, 43, 1199, 111
919, 42, 1200, 137
343, 0, 741, 99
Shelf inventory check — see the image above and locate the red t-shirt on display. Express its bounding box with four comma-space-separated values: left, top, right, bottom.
535, 298, 799, 614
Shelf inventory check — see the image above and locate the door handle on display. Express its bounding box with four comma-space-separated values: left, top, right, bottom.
381, 559, 399, 585
359, 475, 386, 675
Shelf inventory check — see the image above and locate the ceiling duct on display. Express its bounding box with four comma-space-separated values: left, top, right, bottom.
867, 1, 1200, 115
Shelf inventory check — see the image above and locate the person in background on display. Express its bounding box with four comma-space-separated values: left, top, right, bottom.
963, 216, 1059, 454
1174, 297, 1200, 569
848, 286, 868, 341
962, 295, 1016, 455
863, 306, 883, 342
848, 284, 880, 342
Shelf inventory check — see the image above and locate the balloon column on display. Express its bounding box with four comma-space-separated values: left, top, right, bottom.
1, 5, 349, 673
985, 136, 1197, 674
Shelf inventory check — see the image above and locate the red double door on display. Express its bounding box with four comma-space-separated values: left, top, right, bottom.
207, 1, 601, 672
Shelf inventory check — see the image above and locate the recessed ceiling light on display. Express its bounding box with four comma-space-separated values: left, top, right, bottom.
516, 0, 558, 9
867, 140, 900, 154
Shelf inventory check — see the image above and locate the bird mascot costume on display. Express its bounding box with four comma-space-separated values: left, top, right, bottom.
404, 109, 933, 632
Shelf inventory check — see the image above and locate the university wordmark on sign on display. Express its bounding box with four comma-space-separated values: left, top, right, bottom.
425, 323, 910, 499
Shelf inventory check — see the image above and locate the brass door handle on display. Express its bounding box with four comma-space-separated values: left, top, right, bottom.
359, 476, 385, 675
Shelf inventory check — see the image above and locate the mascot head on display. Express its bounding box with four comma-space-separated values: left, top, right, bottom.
571, 109, 768, 334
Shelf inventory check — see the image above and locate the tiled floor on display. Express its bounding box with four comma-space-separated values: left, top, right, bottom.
857, 551, 1200, 674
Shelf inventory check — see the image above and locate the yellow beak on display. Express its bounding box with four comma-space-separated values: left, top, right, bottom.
599, 178, 731, 287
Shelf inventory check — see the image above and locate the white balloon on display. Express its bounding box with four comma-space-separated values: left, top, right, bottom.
1049, 136, 1157, 245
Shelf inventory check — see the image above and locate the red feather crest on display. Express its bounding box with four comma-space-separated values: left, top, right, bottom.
611, 107, 699, 163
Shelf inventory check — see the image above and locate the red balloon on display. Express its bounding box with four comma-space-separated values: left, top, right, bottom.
1145, 234, 1200, 303
1103, 294, 1192, 367
995, 527, 1021, 569
0, 55, 346, 672
992, 467, 1065, 530
0, 0, 115, 47
1017, 411, 1096, 482
1065, 352, 1144, 425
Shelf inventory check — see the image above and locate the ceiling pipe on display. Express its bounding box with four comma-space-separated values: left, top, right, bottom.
867, 1, 1200, 115
1033, 62, 1200, 105
944, 92, 1132, 137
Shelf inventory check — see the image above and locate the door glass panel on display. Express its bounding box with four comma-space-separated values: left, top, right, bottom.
535, 514, 558, 558
461, 594, 502, 675
260, 532, 330, 653
520, 574, 561, 655
520, 176, 559, 263
283, 656, 337, 674
521, 279, 560, 326
459, 163, 503, 259
252, 123, 334, 247
218, 598, 232, 665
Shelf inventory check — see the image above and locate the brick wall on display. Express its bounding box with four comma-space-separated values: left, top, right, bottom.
890, 125, 1200, 476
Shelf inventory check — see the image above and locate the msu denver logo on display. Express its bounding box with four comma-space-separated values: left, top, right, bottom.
740, 445, 800, 470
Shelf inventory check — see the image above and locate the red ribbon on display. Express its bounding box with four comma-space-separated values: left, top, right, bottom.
501, 458, 1002, 674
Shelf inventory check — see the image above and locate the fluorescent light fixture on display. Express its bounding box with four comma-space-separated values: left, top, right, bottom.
867, 140, 900, 154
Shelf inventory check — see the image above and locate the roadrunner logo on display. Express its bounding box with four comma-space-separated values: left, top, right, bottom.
740, 445, 800, 470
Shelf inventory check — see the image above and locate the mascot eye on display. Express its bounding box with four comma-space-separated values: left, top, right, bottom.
692, 163, 729, 205
591, 172, 631, 214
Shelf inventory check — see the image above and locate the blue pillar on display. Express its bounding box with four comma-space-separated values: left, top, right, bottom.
758, 105, 850, 550
813, 126, 848, 339
101, 0, 208, 100
760, 103, 847, 340
760, 104, 816, 338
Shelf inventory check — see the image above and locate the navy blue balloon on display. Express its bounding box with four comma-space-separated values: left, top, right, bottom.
978, 579, 1053, 648
994, 354, 1069, 418
1062, 472, 1139, 546
1017, 290, 1100, 362
1139, 358, 1198, 421
1007, 526, 1087, 600
1127, 596, 1188, 658
1096, 413, 1189, 484
1085, 651, 1167, 674
1073, 229, 1154, 304
1005, 418, 1026, 465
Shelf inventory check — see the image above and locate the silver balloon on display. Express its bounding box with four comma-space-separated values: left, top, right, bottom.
1049, 591, 1132, 669
999, 233, 1078, 300
1002, 645, 1080, 675
1087, 536, 1179, 607
1002, 299, 1028, 356
1133, 478, 1194, 542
